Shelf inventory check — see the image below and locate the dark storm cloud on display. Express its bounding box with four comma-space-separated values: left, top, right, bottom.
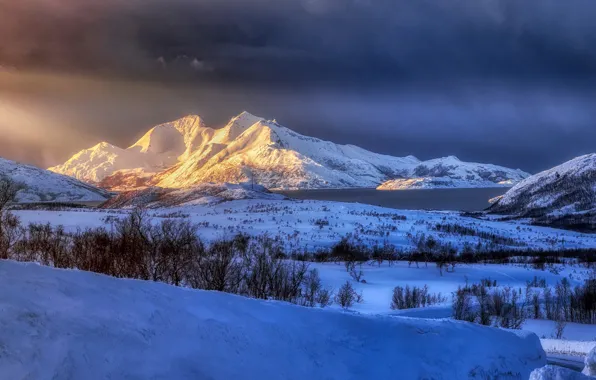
1, 0, 596, 174
2, 0, 596, 85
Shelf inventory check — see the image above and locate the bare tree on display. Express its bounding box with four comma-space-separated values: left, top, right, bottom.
336, 281, 359, 309
0, 176, 24, 214
554, 314, 567, 339
0, 176, 25, 259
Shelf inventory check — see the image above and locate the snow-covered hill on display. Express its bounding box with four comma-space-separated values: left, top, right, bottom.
489, 154, 596, 230
51, 112, 530, 190
0, 260, 546, 379
402, 156, 527, 188
377, 160, 523, 190
0, 157, 109, 203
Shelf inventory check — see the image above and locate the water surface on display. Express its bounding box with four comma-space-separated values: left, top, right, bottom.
275, 188, 508, 212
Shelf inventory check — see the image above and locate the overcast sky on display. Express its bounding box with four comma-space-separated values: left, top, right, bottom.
1, 0, 595, 173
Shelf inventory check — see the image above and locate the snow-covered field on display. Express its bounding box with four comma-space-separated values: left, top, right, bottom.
7, 198, 596, 378
0, 260, 547, 380
14, 199, 596, 251
308, 260, 596, 353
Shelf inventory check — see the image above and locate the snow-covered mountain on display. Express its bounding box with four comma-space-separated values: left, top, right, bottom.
0, 157, 109, 203
51, 112, 530, 190
489, 154, 596, 230
378, 156, 527, 190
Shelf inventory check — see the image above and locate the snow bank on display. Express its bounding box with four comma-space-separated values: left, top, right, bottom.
541, 339, 596, 357
0, 261, 546, 380
530, 365, 592, 380
584, 346, 596, 376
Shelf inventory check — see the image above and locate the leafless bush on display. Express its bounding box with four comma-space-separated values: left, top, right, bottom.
554, 315, 567, 339
336, 281, 361, 309
297, 267, 333, 308
0, 177, 25, 259
391, 285, 446, 310
0, 176, 24, 214
496, 287, 526, 329
346, 262, 364, 283
0, 212, 23, 259
453, 287, 476, 322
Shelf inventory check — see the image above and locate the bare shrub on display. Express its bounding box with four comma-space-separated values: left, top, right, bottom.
0, 212, 23, 259
347, 262, 364, 283
0, 177, 25, 259
554, 316, 567, 339
453, 287, 476, 322
336, 281, 361, 309
391, 285, 446, 310
0, 176, 24, 214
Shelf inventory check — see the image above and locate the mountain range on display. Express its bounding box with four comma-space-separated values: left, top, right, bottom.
49, 112, 530, 191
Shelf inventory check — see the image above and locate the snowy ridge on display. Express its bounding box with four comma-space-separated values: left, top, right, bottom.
406, 156, 528, 186
0, 260, 546, 379
490, 154, 596, 229
51, 112, 530, 190
377, 177, 514, 190
0, 157, 108, 203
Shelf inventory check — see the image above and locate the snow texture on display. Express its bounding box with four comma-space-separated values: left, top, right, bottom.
541, 340, 596, 358
0, 260, 546, 380
0, 157, 108, 203
50, 112, 529, 190
530, 365, 593, 380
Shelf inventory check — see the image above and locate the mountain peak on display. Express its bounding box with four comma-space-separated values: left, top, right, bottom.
221, 111, 265, 143
234, 111, 260, 120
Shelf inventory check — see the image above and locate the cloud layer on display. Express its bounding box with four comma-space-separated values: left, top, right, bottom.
2, 0, 596, 86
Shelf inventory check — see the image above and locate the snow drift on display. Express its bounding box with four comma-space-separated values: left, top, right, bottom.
0, 157, 108, 203
584, 346, 596, 377
50, 112, 529, 190
530, 366, 593, 380
0, 260, 546, 380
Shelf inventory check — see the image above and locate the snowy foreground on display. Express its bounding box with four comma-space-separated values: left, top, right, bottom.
0, 260, 547, 380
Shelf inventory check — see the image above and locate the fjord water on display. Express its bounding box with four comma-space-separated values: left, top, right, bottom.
276, 188, 509, 212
